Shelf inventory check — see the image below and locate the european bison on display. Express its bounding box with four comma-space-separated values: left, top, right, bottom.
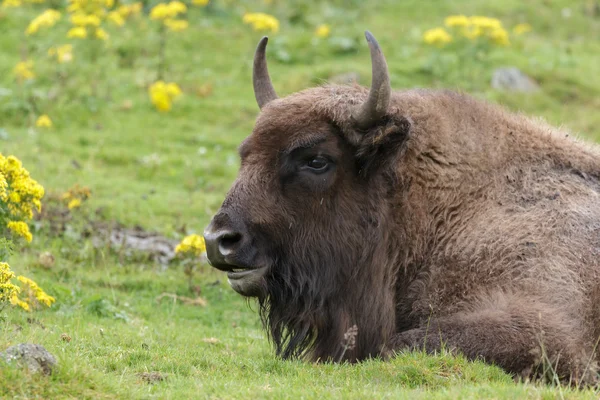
204, 31, 600, 384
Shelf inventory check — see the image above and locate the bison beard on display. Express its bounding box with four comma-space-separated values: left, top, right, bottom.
204, 32, 600, 385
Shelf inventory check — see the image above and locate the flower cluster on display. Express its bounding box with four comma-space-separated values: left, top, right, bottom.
175, 234, 206, 256
13, 60, 35, 82
48, 44, 73, 64
0, 262, 19, 304
61, 184, 91, 210
0, 154, 45, 228
10, 275, 56, 311
243, 12, 279, 33
25, 9, 61, 36
424, 15, 522, 48
66, 0, 113, 40
148, 81, 182, 112
150, 1, 188, 32
315, 24, 330, 38
423, 27, 452, 47
0, 156, 53, 313
36, 114, 53, 127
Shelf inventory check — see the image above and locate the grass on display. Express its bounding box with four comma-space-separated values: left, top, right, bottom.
1, 0, 600, 397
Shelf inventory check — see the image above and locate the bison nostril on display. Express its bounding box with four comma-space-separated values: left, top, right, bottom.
218, 232, 243, 255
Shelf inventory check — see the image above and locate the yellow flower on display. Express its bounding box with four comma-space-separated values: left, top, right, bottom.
469, 16, 502, 30
117, 2, 142, 17
489, 27, 510, 46
164, 18, 188, 32
315, 24, 330, 38
15, 275, 55, 308
461, 25, 482, 40
48, 44, 74, 63
1, 0, 21, 8
0, 172, 7, 200
67, 198, 81, 209
13, 60, 35, 82
192, 0, 208, 5
0, 262, 20, 303
25, 9, 61, 35
107, 11, 125, 26
513, 23, 532, 35
149, 81, 182, 112
423, 27, 452, 47
9, 191, 21, 203
36, 114, 53, 128
7, 221, 33, 242
67, 26, 88, 38
243, 12, 279, 33
150, 1, 186, 20
94, 27, 109, 40
175, 234, 206, 256
10, 293, 30, 311
70, 13, 101, 27
444, 15, 470, 28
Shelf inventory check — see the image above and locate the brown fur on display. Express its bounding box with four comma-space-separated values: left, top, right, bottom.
208, 84, 600, 384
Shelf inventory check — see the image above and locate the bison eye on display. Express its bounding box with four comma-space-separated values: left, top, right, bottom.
304, 156, 330, 173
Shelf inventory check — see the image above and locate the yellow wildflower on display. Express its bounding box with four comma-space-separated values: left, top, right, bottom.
15, 276, 56, 308
0, 172, 7, 200
0, 262, 20, 303
164, 18, 188, 32
7, 221, 33, 243
13, 60, 35, 82
150, 1, 186, 20
107, 11, 125, 26
67, 198, 81, 209
513, 23, 532, 35
149, 81, 182, 112
94, 27, 109, 40
1, 0, 21, 8
10, 293, 30, 311
469, 16, 502, 30
48, 44, 73, 63
70, 13, 101, 27
9, 191, 21, 203
192, 0, 208, 5
67, 26, 88, 38
175, 234, 206, 256
489, 27, 510, 46
25, 9, 61, 35
315, 24, 330, 38
117, 2, 142, 17
243, 12, 279, 33
444, 15, 470, 28
423, 27, 452, 47
36, 114, 53, 128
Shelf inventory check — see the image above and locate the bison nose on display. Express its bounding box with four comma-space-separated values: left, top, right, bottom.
204, 225, 247, 270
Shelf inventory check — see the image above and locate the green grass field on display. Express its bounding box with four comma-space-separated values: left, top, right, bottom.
1, 0, 600, 398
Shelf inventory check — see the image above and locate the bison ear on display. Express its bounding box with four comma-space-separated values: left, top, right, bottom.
354, 115, 411, 178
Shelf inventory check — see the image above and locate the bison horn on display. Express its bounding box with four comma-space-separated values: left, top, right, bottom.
351, 31, 391, 129
253, 36, 278, 109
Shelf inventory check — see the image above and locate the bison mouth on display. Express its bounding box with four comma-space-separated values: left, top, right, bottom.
225, 266, 268, 297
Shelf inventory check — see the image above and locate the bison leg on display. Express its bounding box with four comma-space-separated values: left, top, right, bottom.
389, 294, 598, 384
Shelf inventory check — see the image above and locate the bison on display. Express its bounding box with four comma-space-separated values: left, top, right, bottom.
204, 31, 600, 384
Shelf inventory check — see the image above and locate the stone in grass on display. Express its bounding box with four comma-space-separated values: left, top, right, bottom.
1, 343, 57, 375
138, 372, 168, 384
491, 67, 540, 93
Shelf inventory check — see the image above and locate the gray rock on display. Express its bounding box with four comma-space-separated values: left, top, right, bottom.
1, 343, 57, 375
491, 67, 540, 92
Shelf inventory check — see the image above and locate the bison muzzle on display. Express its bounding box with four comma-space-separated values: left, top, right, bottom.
204, 31, 600, 384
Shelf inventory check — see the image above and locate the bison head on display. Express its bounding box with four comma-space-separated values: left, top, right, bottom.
204, 32, 412, 362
